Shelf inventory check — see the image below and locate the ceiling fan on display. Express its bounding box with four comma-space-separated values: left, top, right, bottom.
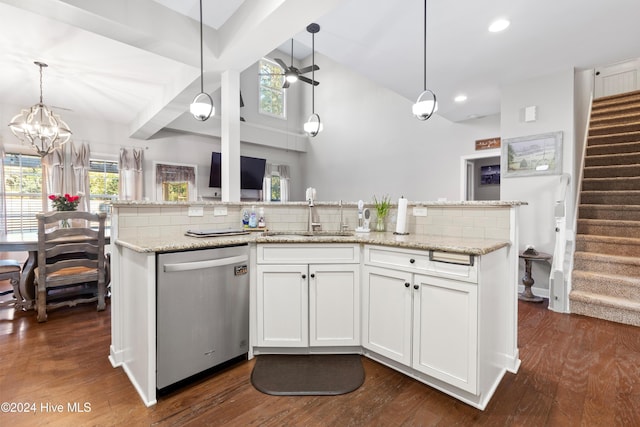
264, 39, 319, 88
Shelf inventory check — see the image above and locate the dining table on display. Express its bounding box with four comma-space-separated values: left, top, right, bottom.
0, 231, 110, 310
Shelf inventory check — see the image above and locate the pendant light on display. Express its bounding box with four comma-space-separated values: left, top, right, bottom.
304, 23, 323, 137
412, 0, 437, 121
190, 0, 214, 121
8, 61, 72, 157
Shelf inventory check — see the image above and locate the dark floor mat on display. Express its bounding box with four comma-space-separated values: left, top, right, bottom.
251, 354, 365, 396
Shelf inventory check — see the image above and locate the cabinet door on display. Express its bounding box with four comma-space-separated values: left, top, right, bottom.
309, 264, 360, 347
412, 274, 478, 393
256, 264, 308, 347
362, 266, 413, 365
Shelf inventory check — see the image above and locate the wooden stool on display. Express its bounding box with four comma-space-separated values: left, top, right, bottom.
0, 259, 22, 308
518, 249, 552, 303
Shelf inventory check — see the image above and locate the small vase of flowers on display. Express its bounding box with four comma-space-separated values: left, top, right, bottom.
373, 194, 391, 232
49, 194, 81, 228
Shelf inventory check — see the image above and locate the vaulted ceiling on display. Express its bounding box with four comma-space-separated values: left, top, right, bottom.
1, 0, 639, 140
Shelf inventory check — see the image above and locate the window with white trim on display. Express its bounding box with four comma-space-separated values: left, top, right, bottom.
259, 58, 286, 119
3, 153, 42, 233
88, 159, 119, 223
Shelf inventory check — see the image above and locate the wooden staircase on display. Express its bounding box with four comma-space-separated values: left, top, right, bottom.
570, 90, 640, 326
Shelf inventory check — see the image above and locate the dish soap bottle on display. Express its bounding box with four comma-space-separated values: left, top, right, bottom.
248, 206, 258, 228
242, 209, 250, 228
258, 207, 266, 228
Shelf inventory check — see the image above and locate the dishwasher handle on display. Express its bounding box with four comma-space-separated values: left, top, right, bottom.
163, 254, 249, 273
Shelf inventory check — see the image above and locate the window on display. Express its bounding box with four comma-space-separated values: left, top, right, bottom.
3, 153, 43, 233
259, 58, 286, 118
88, 159, 119, 215
2, 154, 118, 234
270, 173, 281, 202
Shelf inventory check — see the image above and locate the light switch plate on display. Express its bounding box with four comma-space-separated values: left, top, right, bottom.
188, 206, 204, 217
213, 206, 228, 216
413, 207, 428, 217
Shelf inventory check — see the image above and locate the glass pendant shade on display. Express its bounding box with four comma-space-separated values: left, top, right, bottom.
8, 62, 71, 157
285, 70, 298, 83
412, 89, 438, 121
190, 92, 214, 121
304, 113, 323, 137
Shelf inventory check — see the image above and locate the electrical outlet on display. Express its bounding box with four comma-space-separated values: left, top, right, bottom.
413, 207, 428, 217
188, 206, 204, 217
213, 206, 228, 216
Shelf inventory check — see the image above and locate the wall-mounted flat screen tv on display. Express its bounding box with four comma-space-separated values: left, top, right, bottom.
208, 152, 266, 190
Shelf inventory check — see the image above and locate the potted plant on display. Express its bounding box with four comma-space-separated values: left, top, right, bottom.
373, 194, 391, 232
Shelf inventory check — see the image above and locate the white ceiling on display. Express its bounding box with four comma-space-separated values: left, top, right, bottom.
1, 0, 640, 140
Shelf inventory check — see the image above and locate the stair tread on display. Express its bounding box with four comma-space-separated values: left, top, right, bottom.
574, 251, 640, 265
569, 290, 640, 310
586, 151, 640, 158
584, 163, 640, 170
572, 269, 640, 285
576, 233, 640, 243
579, 203, 640, 211
590, 111, 640, 123
578, 218, 640, 227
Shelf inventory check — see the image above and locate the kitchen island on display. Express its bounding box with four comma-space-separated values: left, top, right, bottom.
109, 200, 523, 409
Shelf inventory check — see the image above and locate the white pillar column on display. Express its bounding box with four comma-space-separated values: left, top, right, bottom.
221, 69, 241, 202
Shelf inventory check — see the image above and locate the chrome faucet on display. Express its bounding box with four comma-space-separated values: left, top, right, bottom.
339, 200, 348, 232
308, 198, 322, 232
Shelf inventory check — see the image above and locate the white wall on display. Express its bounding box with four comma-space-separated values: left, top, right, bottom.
500, 69, 575, 295
298, 52, 501, 203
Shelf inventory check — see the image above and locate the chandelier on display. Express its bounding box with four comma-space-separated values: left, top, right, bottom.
8, 61, 72, 157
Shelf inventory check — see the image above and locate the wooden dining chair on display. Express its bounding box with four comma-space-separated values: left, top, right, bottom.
0, 259, 21, 308
34, 211, 107, 322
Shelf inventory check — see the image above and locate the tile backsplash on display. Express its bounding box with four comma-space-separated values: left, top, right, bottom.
114, 202, 513, 241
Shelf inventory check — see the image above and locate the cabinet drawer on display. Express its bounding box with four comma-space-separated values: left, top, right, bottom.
258, 244, 359, 264
364, 245, 477, 283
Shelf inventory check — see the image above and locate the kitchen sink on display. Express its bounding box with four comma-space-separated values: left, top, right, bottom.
261, 230, 355, 238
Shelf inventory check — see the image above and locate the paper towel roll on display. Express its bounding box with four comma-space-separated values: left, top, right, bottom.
395, 197, 408, 234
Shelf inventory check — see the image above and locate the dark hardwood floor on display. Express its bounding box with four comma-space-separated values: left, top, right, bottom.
1, 289, 639, 426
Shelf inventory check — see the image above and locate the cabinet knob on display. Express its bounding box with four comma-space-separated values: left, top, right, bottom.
404, 282, 410, 288
409, 258, 416, 264
413, 284, 419, 290
302, 274, 307, 279
310, 273, 315, 278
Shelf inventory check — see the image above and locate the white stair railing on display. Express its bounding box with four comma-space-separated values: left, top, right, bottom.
549, 92, 594, 313
549, 173, 571, 312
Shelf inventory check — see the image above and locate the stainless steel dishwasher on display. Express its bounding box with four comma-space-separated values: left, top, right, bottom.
156, 244, 249, 390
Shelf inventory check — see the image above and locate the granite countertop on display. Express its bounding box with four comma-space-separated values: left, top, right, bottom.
116, 231, 510, 255
112, 200, 526, 208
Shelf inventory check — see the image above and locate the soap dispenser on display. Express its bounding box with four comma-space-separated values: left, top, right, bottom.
248, 206, 258, 228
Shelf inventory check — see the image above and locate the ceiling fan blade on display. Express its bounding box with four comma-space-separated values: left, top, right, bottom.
282, 80, 290, 89
299, 76, 320, 86
297, 64, 319, 74
274, 58, 289, 70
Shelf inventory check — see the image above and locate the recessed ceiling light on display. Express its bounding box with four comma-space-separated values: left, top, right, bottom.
454, 94, 467, 103
489, 18, 510, 33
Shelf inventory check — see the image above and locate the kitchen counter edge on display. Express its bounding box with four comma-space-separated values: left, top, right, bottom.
115, 232, 510, 256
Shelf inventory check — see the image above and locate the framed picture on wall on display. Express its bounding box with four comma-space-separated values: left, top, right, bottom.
480, 165, 500, 185
501, 131, 563, 177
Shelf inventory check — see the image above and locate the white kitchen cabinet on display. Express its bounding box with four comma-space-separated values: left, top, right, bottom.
309, 264, 360, 346
362, 244, 513, 408
363, 245, 479, 394
256, 264, 308, 347
256, 244, 360, 349
412, 274, 477, 393
362, 267, 477, 393
361, 265, 413, 365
